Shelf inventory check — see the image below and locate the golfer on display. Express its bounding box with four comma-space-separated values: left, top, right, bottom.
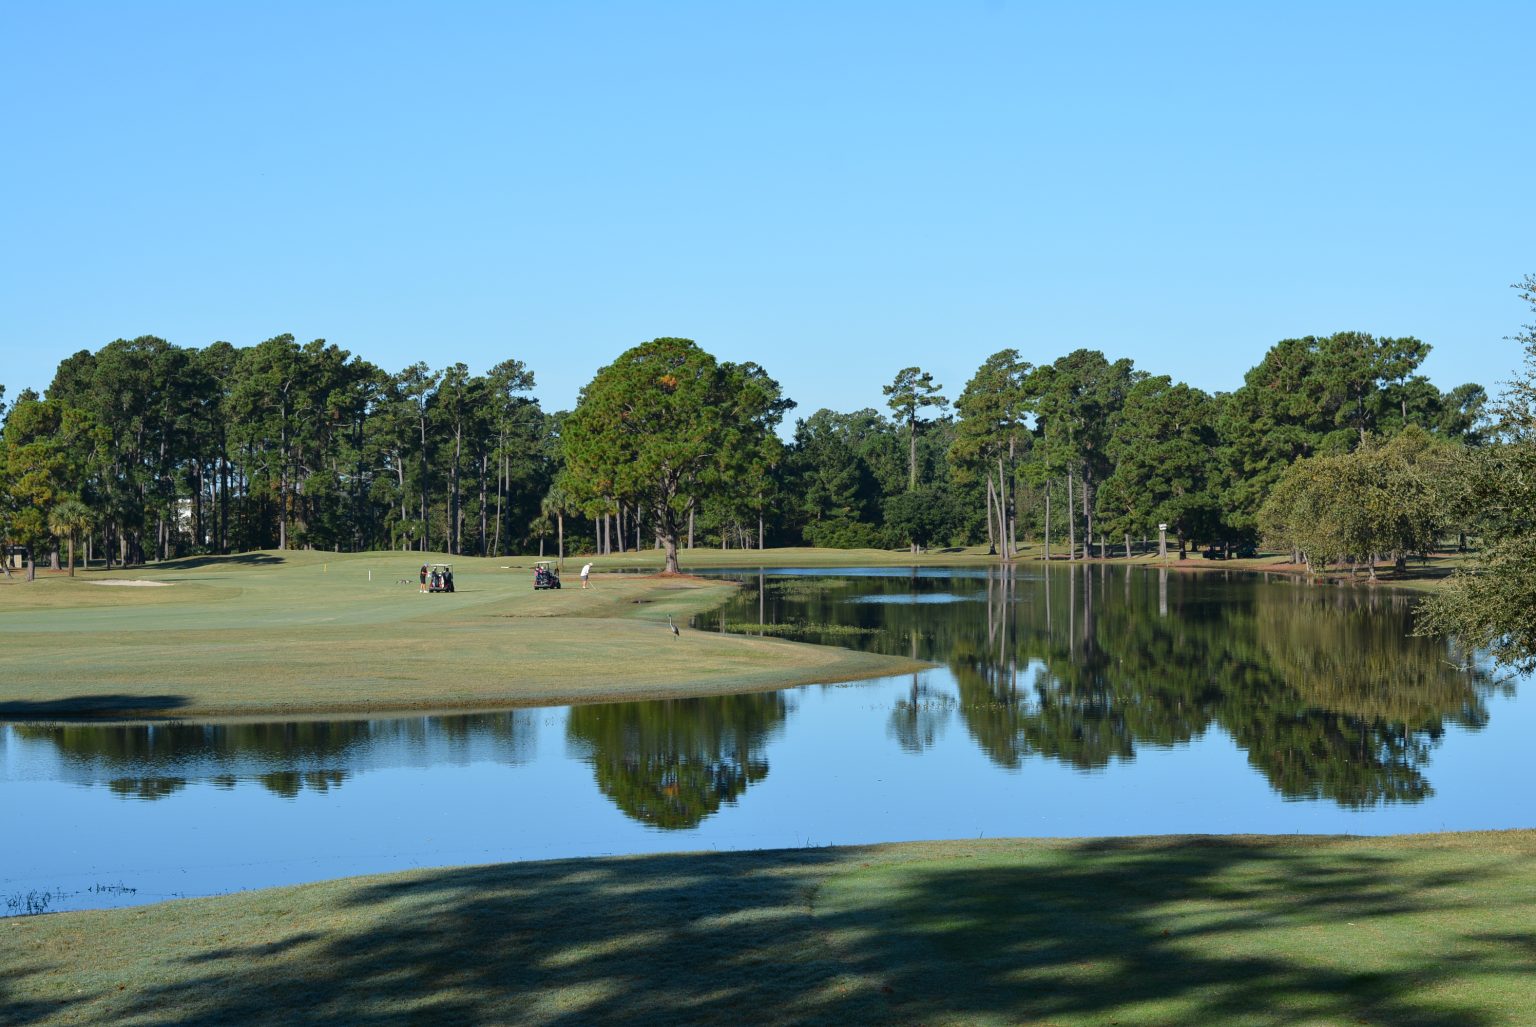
580, 562, 592, 589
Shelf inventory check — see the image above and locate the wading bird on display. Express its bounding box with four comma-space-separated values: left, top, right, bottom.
667, 614, 680, 639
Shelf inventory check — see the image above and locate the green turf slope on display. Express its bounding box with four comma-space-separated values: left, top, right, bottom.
3, 832, 1533, 1026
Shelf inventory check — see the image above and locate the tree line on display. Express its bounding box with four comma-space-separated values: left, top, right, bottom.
5, 277, 1535, 672
0, 334, 550, 569
0, 298, 1520, 586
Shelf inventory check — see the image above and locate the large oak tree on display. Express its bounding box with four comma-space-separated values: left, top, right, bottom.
561, 338, 791, 574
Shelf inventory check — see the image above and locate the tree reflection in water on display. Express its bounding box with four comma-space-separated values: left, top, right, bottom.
888, 680, 955, 753
567, 693, 788, 829
107, 777, 188, 801
15, 712, 535, 801
10, 569, 1505, 817
721, 565, 1501, 808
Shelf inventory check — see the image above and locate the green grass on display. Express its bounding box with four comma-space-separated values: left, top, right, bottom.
4, 831, 1533, 1025
0, 551, 924, 720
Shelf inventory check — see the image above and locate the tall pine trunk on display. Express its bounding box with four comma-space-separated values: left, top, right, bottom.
418, 413, 429, 553
1044, 480, 1052, 562
984, 475, 997, 556
478, 452, 488, 557
908, 418, 917, 491
1010, 473, 1019, 558
1082, 472, 1092, 561
1066, 470, 1075, 561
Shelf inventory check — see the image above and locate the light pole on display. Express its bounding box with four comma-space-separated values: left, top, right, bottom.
1158, 523, 1168, 561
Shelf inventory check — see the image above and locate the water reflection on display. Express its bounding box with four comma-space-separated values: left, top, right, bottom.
888, 681, 955, 753
709, 565, 1501, 808
108, 777, 187, 801
0, 568, 1508, 823
566, 693, 788, 829
1, 567, 1529, 916
13, 712, 537, 800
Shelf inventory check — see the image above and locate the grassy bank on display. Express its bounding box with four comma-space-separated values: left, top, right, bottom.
0, 551, 924, 721
4, 831, 1533, 1025
562, 541, 1468, 590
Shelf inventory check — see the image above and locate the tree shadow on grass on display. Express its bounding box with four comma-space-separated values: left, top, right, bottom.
0, 963, 64, 1027
14, 836, 1525, 1026
155, 553, 287, 571
0, 694, 189, 720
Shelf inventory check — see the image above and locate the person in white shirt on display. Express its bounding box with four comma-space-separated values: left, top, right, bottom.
580, 562, 592, 589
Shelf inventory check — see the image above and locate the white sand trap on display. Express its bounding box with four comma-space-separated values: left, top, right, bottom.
89, 579, 172, 587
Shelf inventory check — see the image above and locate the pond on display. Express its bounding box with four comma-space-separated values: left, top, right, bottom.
2, 565, 1529, 916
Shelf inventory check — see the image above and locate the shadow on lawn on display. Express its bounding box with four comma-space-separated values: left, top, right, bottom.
27, 837, 1530, 1026
156, 552, 287, 571
0, 694, 189, 720
0, 964, 61, 1027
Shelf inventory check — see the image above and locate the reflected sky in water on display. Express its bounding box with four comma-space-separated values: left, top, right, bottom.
2, 565, 1530, 915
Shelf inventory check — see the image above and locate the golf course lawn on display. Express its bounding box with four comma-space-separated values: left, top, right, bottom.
5, 548, 1519, 1027
3, 831, 1533, 1026
0, 550, 925, 720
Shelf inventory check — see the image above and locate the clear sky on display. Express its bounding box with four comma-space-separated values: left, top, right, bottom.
3, 2, 1532, 424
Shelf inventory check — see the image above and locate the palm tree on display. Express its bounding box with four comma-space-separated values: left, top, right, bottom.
48, 499, 93, 577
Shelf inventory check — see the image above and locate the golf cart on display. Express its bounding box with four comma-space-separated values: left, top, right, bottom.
533, 561, 562, 590
426, 563, 455, 593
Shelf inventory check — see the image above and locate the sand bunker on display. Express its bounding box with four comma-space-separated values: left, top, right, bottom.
89, 579, 172, 587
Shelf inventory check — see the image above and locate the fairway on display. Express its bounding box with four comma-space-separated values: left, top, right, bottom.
0, 551, 925, 720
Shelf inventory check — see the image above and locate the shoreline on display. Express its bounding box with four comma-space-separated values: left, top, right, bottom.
0, 555, 930, 725
0, 546, 1462, 725
531, 543, 1469, 593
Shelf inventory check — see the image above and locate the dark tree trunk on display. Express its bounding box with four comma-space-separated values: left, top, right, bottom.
450, 428, 463, 556
984, 474, 997, 556
995, 457, 1010, 561
418, 410, 429, 553
908, 417, 917, 492
1066, 470, 1076, 560
1082, 472, 1092, 562
494, 451, 506, 558
478, 452, 488, 557
1044, 480, 1052, 562
1010, 472, 1019, 558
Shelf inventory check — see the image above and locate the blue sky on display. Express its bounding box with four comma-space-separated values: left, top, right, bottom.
3, 2, 1532, 424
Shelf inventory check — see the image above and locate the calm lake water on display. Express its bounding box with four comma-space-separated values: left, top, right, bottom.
3, 565, 1530, 916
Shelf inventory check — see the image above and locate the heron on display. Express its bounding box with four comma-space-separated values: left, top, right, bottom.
666, 614, 680, 639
